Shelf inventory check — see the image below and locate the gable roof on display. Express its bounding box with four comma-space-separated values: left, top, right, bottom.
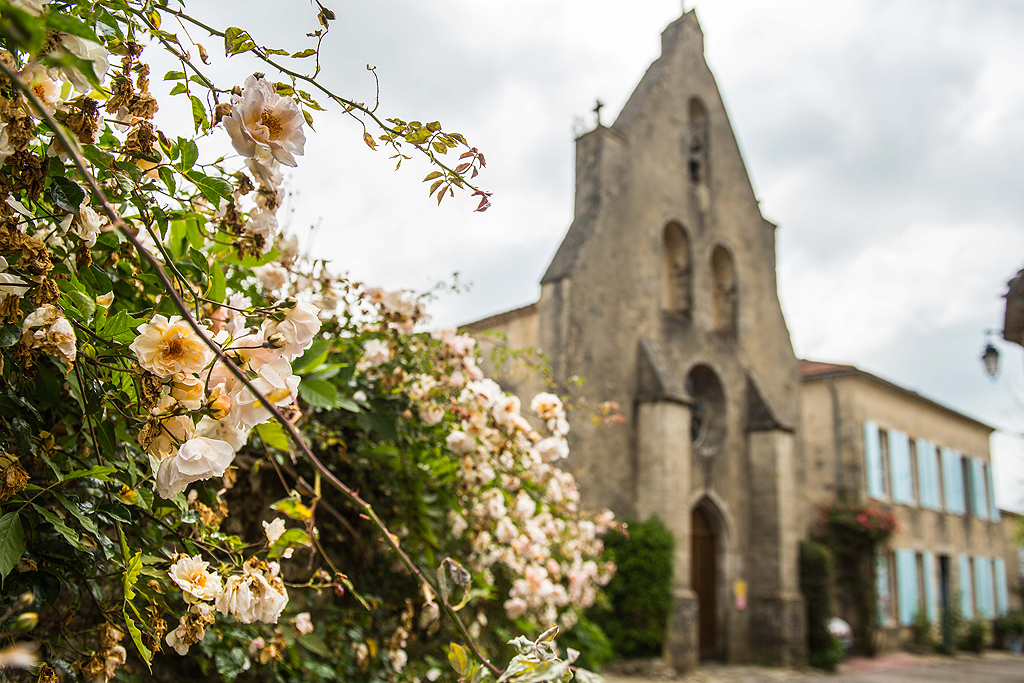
800, 359, 995, 433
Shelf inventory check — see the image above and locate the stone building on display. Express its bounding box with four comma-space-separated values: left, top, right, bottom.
799, 361, 1019, 646
467, 8, 1020, 671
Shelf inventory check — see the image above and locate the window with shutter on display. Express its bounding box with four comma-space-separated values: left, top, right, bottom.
864, 421, 885, 499
896, 549, 919, 626
986, 463, 1000, 521
995, 558, 1008, 615
970, 459, 989, 519
974, 557, 994, 618
958, 554, 973, 618
923, 551, 937, 622
877, 551, 892, 625
889, 430, 914, 505
942, 448, 965, 514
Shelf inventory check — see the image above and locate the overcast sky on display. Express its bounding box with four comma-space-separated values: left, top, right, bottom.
163, 0, 1024, 509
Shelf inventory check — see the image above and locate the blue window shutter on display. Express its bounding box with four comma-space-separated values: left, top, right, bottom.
923, 551, 937, 622
889, 431, 914, 505
864, 421, 884, 499
877, 552, 892, 625
959, 554, 973, 618
916, 439, 935, 508
896, 549, 919, 626
943, 448, 965, 514
926, 441, 941, 509
975, 557, 994, 619
995, 558, 1008, 615
971, 459, 988, 519
987, 463, 1001, 521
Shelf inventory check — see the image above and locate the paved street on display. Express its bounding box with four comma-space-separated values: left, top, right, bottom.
603, 652, 1024, 683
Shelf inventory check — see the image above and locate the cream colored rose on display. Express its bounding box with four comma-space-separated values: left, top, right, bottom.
130, 315, 215, 379
156, 437, 235, 499
261, 300, 321, 361
58, 35, 110, 93
224, 76, 305, 167
168, 555, 222, 602
253, 263, 288, 291
262, 518, 285, 545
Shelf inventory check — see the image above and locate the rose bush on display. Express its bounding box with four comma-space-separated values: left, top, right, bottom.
0, 1, 612, 681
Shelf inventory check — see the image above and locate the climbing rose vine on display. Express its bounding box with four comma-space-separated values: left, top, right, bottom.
0, 1, 613, 681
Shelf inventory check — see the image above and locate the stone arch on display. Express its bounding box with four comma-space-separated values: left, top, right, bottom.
687, 97, 709, 184
711, 244, 737, 336
691, 495, 731, 661
661, 221, 692, 319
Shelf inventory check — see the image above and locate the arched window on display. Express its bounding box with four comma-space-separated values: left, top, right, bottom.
687, 97, 709, 184
685, 365, 726, 455
661, 222, 692, 319
711, 245, 736, 335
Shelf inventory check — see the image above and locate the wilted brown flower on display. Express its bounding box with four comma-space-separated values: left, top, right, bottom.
0, 452, 29, 499
0, 294, 21, 323
18, 235, 52, 276
124, 120, 156, 157
7, 150, 47, 200
65, 97, 100, 144
34, 278, 59, 306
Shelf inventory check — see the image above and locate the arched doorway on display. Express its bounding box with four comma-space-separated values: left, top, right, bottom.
691, 505, 718, 660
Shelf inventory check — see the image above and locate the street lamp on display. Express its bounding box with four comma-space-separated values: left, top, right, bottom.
981, 342, 1000, 379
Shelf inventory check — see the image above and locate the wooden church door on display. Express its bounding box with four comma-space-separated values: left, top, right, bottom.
691, 506, 718, 659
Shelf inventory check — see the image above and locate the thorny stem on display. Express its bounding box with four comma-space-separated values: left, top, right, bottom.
0, 63, 501, 676
158, 6, 488, 197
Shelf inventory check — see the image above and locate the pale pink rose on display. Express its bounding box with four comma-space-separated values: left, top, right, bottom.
294, 612, 314, 636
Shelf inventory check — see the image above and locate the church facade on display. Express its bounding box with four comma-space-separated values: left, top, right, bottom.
467, 9, 1018, 670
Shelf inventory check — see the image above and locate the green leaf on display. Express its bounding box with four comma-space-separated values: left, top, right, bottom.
0, 513, 24, 580
223, 27, 256, 56
186, 171, 232, 207
0, 324, 20, 348
82, 144, 115, 170
180, 139, 199, 170
297, 633, 330, 657
270, 497, 312, 521
208, 261, 226, 303
190, 95, 208, 132
63, 465, 118, 481
45, 11, 100, 42
48, 176, 85, 213
254, 421, 287, 451
298, 378, 336, 408
163, 70, 187, 80
188, 246, 209, 275
291, 338, 330, 374
0, 3, 48, 53
448, 643, 468, 676
65, 290, 96, 319
406, 127, 432, 145
123, 550, 142, 601
158, 166, 175, 194
54, 493, 102, 541
32, 504, 86, 550
124, 609, 153, 672
334, 394, 362, 413
169, 82, 187, 96
291, 48, 316, 58
267, 527, 311, 559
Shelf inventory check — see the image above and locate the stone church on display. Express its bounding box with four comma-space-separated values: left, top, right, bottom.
468, 7, 1018, 671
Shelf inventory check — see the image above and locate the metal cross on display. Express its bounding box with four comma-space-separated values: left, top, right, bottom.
593, 99, 604, 127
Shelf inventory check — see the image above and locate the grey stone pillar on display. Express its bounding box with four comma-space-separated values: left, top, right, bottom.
637, 399, 698, 672
747, 429, 807, 666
